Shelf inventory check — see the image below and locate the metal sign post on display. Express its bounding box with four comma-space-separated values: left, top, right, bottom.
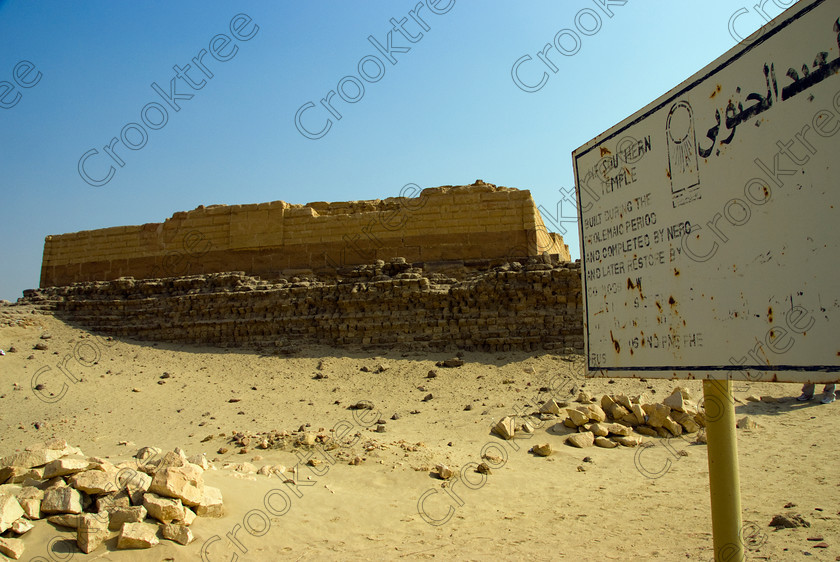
704, 379, 743, 561
572, 1, 840, 559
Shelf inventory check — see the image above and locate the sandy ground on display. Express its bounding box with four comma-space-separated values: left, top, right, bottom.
1, 303, 838, 561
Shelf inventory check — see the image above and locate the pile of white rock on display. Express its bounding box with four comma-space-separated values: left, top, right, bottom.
493, 387, 706, 449
0, 439, 223, 558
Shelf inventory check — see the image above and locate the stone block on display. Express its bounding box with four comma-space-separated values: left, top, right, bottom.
0, 495, 25, 532
41, 487, 83, 515
117, 522, 159, 549
77, 513, 110, 554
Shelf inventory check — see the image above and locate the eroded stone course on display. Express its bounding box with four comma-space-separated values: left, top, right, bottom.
27, 258, 583, 353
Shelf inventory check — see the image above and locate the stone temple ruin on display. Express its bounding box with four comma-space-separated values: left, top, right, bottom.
40, 181, 569, 286
29, 181, 584, 352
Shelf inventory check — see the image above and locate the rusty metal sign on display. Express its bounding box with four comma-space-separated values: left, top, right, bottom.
572, 0, 840, 382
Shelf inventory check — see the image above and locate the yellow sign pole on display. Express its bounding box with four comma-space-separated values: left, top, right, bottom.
703, 379, 744, 562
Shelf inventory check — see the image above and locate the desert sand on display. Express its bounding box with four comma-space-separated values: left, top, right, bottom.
1, 302, 838, 560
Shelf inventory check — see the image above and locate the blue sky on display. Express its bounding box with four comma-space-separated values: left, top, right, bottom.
0, 0, 776, 300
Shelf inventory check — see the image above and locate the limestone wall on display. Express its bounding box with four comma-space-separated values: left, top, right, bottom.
40, 182, 570, 288
29, 259, 583, 353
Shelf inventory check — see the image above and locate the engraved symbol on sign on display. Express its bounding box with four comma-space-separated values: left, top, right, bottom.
666, 101, 701, 207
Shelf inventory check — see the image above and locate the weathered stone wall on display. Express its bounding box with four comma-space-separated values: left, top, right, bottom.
29, 259, 583, 353
40, 181, 570, 288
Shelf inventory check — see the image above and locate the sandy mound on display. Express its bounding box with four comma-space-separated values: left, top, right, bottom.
1, 303, 838, 560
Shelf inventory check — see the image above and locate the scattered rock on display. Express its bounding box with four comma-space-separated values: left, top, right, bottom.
566, 432, 595, 448
585, 404, 607, 422
3, 467, 44, 485
1, 439, 82, 469
0, 467, 14, 485
604, 423, 632, 436
475, 463, 491, 475
635, 426, 659, 437
118, 469, 152, 505
10, 518, 33, 535
435, 465, 454, 479
492, 417, 516, 440
605, 402, 631, 421
532, 443, 552, 457
663, 389, 691, 412
156, 450, 187, 471
179, 507, 197, 526
46, 514, 81, 528
117, 522, 159, 549
160, 522, 194, 545
149, 465, 204, 507
108, 506, 147, 531
670, 411, 700, 433
769, 513, 810, 528
135, 447, 162, 463
298, 433, 317, 447
737, 416, 761, 430
42, 457, 96, 479
143, 493, 185, 523
187, 454, 210, 470
662, 418, 683, 437
594, 436, 618, 448
77, 512, 110, 554
614, 394, 633, 411
195, 486, 224, 518
349, 401, 374, 410
96, 489, 131, 512
34, 343, 48, 351
436, 358, 464, 368
611, 435, 642, 447
539, 399, 563, 416
0, 495, 25, 532
68, 470, 116, 495
587, 423, 609, 437
224, 462, 257, 474
41, 486, 83, 514
642, 403, 671, 428
0, 537, 24, 560
566, 408, 590, 427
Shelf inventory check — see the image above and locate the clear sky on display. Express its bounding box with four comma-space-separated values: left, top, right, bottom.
0, 0, 777, 300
